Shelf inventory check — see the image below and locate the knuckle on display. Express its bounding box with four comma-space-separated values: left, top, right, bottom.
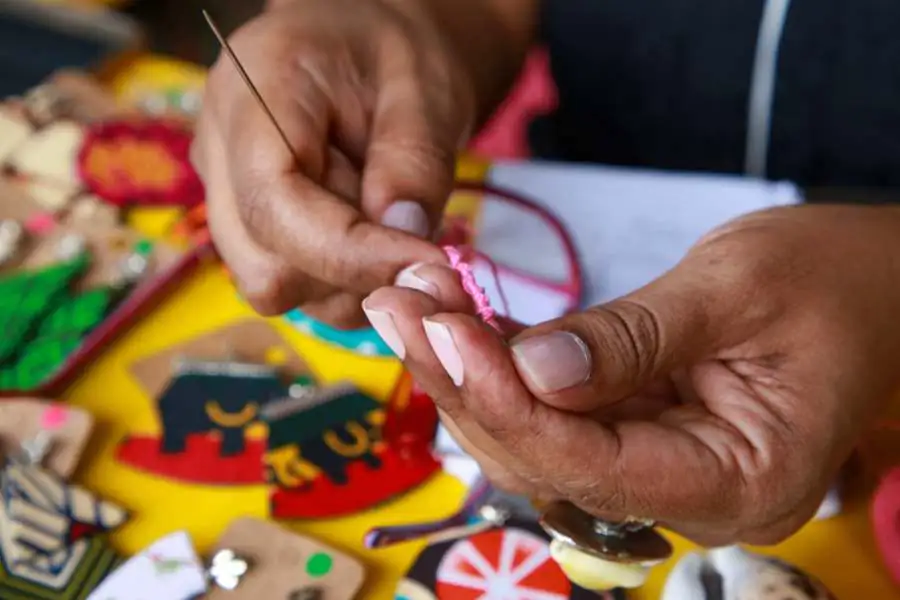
233, 260, 299, 316
586, 300, 663, 385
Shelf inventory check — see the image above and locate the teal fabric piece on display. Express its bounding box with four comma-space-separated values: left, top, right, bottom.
284, 308, 394, 357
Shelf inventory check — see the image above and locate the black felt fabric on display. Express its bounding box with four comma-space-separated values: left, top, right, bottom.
534, 0, 900, 189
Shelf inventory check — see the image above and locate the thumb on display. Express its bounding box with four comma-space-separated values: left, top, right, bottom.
509, 270, 731, 412
362, 56, 472, 239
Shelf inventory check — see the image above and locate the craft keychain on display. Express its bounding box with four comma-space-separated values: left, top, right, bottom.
0, 411, 127, 599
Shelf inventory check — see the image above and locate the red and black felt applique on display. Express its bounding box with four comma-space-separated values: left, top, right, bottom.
264, 373, 441, 519
396, 518, 627, 600
118, 359, 288, 485
116, 321, 309, 485
116, 322, 440, 517
76, 119, 204, 208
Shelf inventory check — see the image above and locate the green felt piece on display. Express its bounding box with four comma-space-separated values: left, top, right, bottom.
0, 254, 90, 364
0, 286, 116, 391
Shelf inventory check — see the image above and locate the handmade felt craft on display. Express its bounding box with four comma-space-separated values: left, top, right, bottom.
0, 458, 127, 599
0, 285, 124, 392
660, 546, 836, 600
85, 531, 207, 600
204, 518, 365, 600
77, 119, 204, 208
0, 251, 90, 364
265, 377, 440, 519
284, 308, 394, 357
117, 320, 310, 485
0, 399, 92, 478
396, 518, 624, 600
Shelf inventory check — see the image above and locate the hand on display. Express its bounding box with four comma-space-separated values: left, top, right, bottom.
363, 205, 900, 546
192, 0, 473, 326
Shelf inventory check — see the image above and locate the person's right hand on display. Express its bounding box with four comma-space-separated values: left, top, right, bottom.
192, 0, 475, 327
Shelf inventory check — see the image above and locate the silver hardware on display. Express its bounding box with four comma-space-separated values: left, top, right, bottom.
208, 548, 250, 590
56, 234, 86, 261
17, 430, 53, 467
539, 501, 672, 565
0, 219, 24, 266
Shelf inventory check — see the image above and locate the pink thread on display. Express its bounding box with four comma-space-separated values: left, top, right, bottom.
40, 405, 69, 431
444, 246, 503, 333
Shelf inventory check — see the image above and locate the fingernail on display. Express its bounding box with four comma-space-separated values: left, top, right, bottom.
362, 303, 405, 359
381, 201, 430, 238
395, 263, 438, 297
423, 319, 464, 386
511, 331, 591, 393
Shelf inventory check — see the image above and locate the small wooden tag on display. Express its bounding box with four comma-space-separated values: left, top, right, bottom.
0, 398, 92, 478
206, 518, 365, 600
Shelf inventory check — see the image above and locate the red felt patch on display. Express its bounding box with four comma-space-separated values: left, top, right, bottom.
77, 119, 204, 207
270, 445, 441, 519
69, 521, 101, 544
116, 434, 265, 485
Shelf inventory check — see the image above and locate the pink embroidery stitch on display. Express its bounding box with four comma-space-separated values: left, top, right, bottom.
444, 246, 503, 332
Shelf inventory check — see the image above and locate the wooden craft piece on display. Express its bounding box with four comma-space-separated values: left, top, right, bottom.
661, 546, 836, 600
0, 110, 32, 163
0, 459, 126, 599
8, 121, 85, 187
205, 517, 364, 600
117, 320, 310, 485
16, 196, 178, 290
265, 378, 440, 519
0, 399, 91, 478
86, 531, 207, 600
0, 252, 89, 364
396, 518, 625, 600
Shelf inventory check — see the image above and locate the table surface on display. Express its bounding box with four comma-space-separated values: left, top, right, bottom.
62, 261, 899, 599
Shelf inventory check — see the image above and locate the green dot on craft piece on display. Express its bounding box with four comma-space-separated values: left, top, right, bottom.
135, 240, 154, 256
305, 552, 332, 578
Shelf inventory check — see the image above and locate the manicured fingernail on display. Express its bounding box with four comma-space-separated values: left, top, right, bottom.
381, 201, 430, 238
395, 263, 438, 297
362, 303, 405, 359
423, 319, 464, 386
511, 331, 591, 393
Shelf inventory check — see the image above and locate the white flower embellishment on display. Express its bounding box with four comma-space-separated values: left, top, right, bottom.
208, 549, 250, 590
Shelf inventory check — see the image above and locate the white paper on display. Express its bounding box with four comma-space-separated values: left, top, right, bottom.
88, 531, 207, 600
484, 160, 802, 309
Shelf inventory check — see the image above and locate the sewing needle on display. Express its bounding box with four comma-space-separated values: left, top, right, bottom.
201, 9, 300, 161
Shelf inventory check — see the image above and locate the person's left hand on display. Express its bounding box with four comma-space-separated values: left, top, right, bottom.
361, 204, 900, 547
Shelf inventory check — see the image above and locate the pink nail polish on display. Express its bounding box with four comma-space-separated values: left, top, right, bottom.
423, 319, 464, 386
